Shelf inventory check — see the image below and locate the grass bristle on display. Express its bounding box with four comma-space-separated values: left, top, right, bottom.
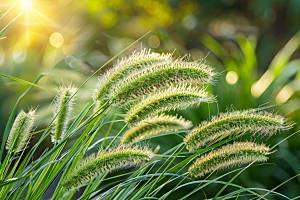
189, 142, 270, 178
121, 114, 193, 143
184, 109, 293, 152
62, 145, 154, 192
111, 60, 215, 107
51, 85, 77, 144
5, 109, 36, 152
125, 84, 215, 126
92, 49, 173, 111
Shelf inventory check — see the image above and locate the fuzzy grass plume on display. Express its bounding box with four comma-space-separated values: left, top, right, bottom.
111, 60, 215, 107
189, 142, 270, 178
184, 109, 293, 152
121, 114, 193, 143
62, 145, 154, 192
5, 109, 35, 152
51, 85, 77, 144
92, 49, 173, 110
125, 84, 215, 125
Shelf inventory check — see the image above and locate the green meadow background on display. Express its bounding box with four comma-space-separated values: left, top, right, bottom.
1, 0, 300, 198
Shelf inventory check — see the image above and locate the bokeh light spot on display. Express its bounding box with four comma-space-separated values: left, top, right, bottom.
69, 59, 82, 69
102, 12, 117, 28
148, 36, 160, 48
87, 0, 102, 13
65, 56, 75, 65
182, 15, 197, 30
50, 32, 64, 48
213, 21, 235, 36
226, 71, 238, 85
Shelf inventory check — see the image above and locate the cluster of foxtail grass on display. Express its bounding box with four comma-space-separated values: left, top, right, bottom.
92, 49, 173, 111
184, 109, 293, 177
91, 49, 216, 145
91, 49, 293, 180
1, 48, 295, 200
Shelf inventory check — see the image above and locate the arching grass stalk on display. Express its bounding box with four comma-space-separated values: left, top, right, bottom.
122, 114, 192, 143
111, 60, 215, 107
61, 145, 155, 192
184, 110, 293, 152
92, 49, 173, 110
51, 85, 77, 144
189, 142, 270, 178
5, 109, 35, 152
126, 84, 215, 125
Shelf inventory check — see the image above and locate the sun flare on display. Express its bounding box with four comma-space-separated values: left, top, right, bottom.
22, 0, 32, 10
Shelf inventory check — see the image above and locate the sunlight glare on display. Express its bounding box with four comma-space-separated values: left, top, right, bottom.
22, 0, 33, 10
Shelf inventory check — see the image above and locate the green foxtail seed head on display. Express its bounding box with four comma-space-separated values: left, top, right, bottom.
111, 59, 215, 107
184, 109, 293, 152
92, 49, 173, 111
62, 145, 155, 192
189, 142, 270, 178
121, 114, 193, 143
6, 109, 35, 152
125, 84, 215, 126
51, 85, 77, 144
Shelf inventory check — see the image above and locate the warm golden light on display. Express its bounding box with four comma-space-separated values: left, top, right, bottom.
50, 32, 64, 48
226, 71, 238, 85
22, 0, 32, 10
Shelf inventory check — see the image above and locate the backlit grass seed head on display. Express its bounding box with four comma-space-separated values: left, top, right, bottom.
121, 114, 193, 143
111, 60, 215, 107
92, 49, 173, 110
184, 110, 293, 152
62, 145, 154, 192
125, 84, 215, 125
51, 85, 77, 144
189, 142, 270, 178
6, 109, 36, 152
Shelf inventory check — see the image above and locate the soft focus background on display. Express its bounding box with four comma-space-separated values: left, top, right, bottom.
1, 0, 300, 198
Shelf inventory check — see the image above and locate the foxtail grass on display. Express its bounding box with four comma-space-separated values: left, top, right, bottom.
125, 84, 215, 125
61, 145, 154, 192
92, 49, 173, 111
121, 114, 193, 143
51, 85, 77, 144
111, 60, 215, 107
184, 110, 293, 152
5, 109, 35, 152
189, 142, 270, 177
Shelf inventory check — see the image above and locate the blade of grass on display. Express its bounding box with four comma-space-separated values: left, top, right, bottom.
213, 160, 257, 199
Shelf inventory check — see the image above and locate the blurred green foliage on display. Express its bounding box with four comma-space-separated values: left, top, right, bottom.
1, 0, 300, 198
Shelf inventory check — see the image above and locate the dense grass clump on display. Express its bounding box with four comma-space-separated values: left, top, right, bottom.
1, 48, 295, 200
